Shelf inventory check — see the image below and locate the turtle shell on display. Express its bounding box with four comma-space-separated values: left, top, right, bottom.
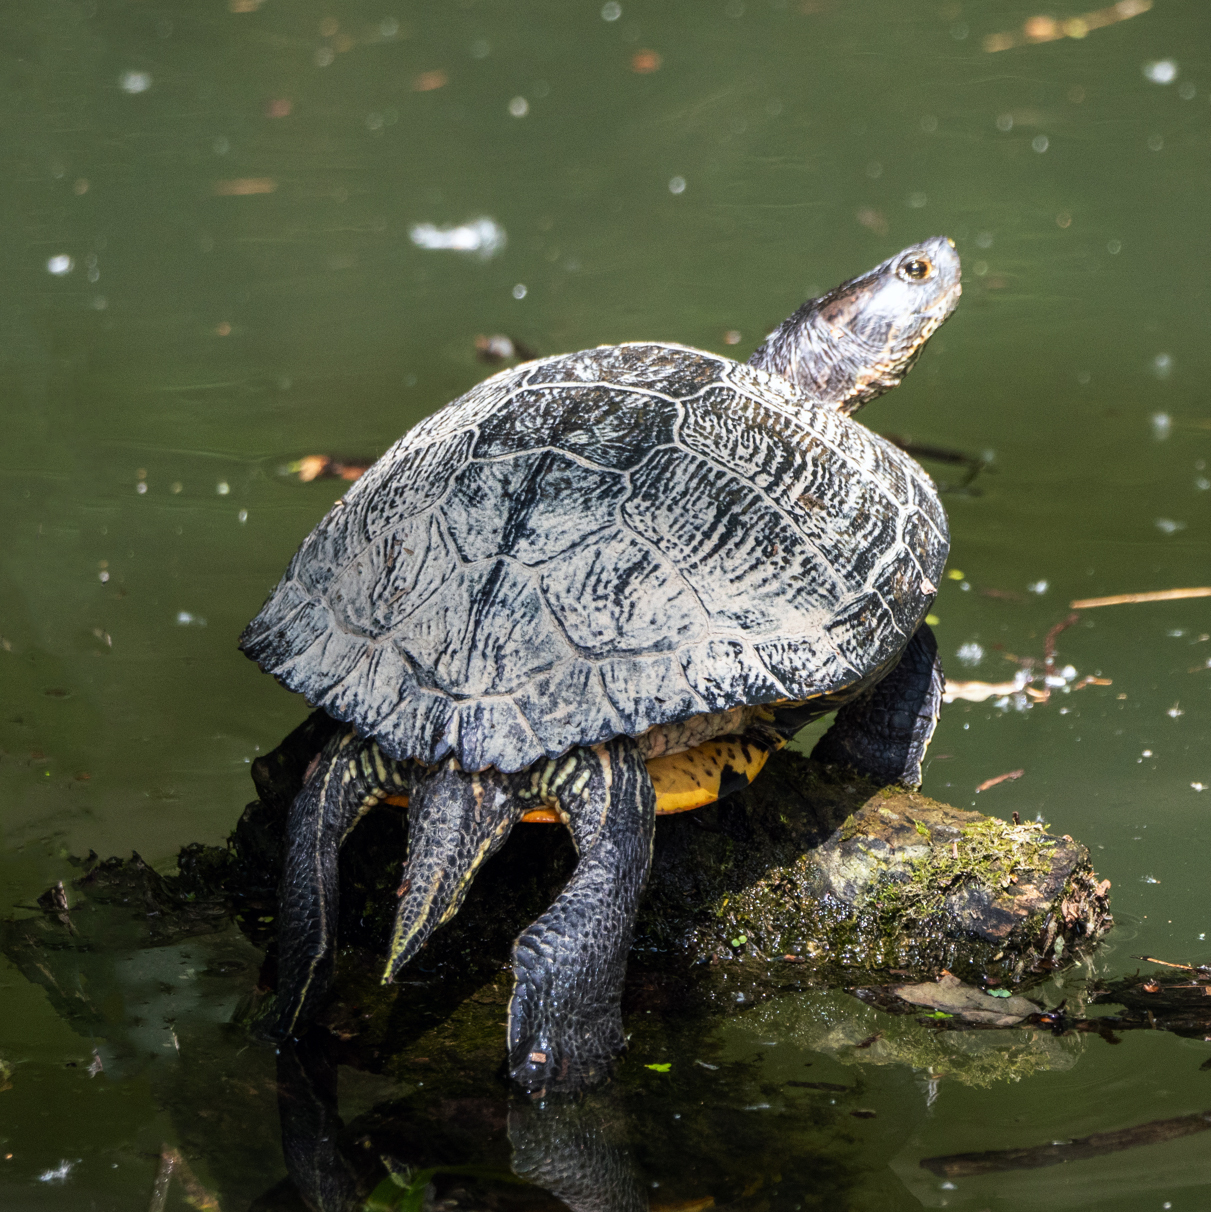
241, 343, 948, 773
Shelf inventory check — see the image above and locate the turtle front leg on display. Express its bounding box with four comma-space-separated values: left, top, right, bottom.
256, 728, 409, 1041
811, 622, 944, 788
508, 736, 656, 1096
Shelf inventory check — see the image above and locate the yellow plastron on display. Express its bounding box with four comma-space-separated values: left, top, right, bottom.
382, 734, 781, 823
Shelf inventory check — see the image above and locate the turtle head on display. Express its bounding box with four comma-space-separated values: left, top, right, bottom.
749, 236, 961, 416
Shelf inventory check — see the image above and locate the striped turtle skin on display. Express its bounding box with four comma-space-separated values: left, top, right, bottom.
241, 342, 949, 773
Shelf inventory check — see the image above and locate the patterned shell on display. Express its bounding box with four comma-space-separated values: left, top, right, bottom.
241, 344, 949, 773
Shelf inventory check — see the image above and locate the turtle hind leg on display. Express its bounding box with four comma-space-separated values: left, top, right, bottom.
508, 736, 656, 1096
254, 728, 408, 1042
811, 622, 944, 789
383, 761, 524, 980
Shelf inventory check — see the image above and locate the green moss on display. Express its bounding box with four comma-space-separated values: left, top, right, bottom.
866, 818, 1056, 924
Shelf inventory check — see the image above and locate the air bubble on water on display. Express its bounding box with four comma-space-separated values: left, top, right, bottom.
120, 71, 152, 93
1028, 580, 1048, 595
47, 255, 74, 275
508, 96, 529, 117
1141, 875, 1160, 884
1154, 518, 1185, 534
380, 18, 399, 37
1032, 134, 1049, 153
907, 191, 927, 208
669, 176, 686, 194
512, 283, 527, 299
216, 481, 230, 495
1142, 59, 1178, 85
136, 482, 148, 494
238, 509, 248, 523
1151, 412, 1172, 440
601, 1, 621, 20
1152, 352, 1173, 379
975, 231, 993, 248
470, 38, 490, 58
996, 114, 1013, 132
176, 612, 207, 627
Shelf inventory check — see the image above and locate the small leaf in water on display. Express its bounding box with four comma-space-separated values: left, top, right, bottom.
645, 1062, 672, 1072
730, 934, 747, 947
988, 988, 1012, 998
924, 1010, 954, 1019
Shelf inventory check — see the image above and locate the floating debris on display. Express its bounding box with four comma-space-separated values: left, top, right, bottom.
1070, 587, 1211, 609
475, 334, 537, 364
283, 455, 371, 483
922, 1106, 1211, 1177
412, 70, 448, 91
976, 769, 1025, 794
212, 178, 277, 196
983, 0, 1152, 53
409, 216, 506, 259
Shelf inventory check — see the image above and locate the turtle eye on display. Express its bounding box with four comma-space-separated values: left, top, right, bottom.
898, 256, 934, 281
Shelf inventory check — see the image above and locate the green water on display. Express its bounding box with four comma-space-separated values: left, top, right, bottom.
2, 0, 1210, 1207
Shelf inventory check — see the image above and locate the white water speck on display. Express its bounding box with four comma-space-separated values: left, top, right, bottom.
1032, 134, 1049, 153
39, 1160, 76, 1183
120, 71, 152, 93
47, 254, 74, 275
1028, 580, 1048, 595
1192, 783, 1206, 792
1151, 412, 1171, 440
1155, 518, 1185, 534
956, 642, 984, 667
176, 611, 207, 627
1152, 352, 1173, 379
409, 217, 506, 259
1141, 875, 1160, 884
508, 96, 529, 117
1142, 59, 1178, 84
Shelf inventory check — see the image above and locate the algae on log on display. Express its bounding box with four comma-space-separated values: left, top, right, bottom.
213, 711, 1111, 1015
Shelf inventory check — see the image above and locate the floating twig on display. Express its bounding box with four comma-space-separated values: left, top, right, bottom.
1132, 955, 1211, 976
976, 769, 1024, 793
983, 0, 1152, 54
921, 1107, 1211, 1178
1070, 587, 1211, 609
1043, 613, 1081, 674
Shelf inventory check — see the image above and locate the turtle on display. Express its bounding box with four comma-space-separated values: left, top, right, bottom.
240, 236, 961, 1094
